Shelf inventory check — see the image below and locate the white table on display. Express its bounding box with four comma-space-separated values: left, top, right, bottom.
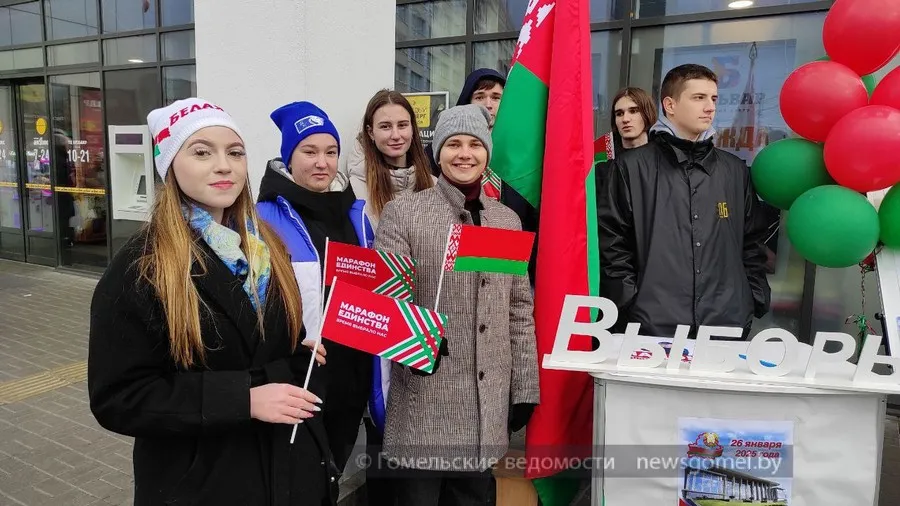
544, 337, 893, 505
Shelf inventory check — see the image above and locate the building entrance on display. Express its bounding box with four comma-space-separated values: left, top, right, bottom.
0, 79, 56, 265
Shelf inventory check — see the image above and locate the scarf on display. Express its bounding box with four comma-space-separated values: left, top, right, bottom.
183, 204, 271, 311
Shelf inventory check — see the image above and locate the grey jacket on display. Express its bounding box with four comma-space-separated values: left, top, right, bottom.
373, 176, 539, 471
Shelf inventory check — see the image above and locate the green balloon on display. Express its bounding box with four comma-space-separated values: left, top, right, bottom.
816, 55, 877, 96
862, 73, 878, 96
787, 185, 880, 268
751, 138, 834, 210
879, 185, 900, 247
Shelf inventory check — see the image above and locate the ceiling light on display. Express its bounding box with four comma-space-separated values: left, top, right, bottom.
728, 0, 754, 8
128, 59, 144, 63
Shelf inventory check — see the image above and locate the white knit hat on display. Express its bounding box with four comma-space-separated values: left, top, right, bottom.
146, 98, 243, 180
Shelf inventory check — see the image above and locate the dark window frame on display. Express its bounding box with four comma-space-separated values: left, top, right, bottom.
0, 0, 195, 269
394, 0, 837, 346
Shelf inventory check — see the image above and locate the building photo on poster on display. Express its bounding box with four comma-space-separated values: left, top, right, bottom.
677, 417, 794, 506
403, 91, 449, 146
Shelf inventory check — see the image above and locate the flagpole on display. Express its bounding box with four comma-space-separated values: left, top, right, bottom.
321, 237, 330, 316
433, 226, 454, 312
291, 276, 338, 444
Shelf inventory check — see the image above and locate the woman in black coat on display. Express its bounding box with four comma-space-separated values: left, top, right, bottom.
87, 98, 337, 506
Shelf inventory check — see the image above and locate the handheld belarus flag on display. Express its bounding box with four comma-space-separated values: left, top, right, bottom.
321, 279, 448, 374
594, 131, 615, 165
481, 167, 502, 200
442, 224, 535, 276
324, 241, 417, 302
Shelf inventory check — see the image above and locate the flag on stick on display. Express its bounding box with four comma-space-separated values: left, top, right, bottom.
481, 167, 502, 200
324, 241, 417, 302
441, 224, 535, 276
321, 279, 448, 374
593, 131, 615, 165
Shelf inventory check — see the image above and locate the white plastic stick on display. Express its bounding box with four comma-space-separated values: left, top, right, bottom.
321, 237, 330, 316
434, 226, 454, 312
290, 276, 337, 444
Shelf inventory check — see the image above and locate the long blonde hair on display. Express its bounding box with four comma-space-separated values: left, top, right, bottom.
137, 173, 302, 369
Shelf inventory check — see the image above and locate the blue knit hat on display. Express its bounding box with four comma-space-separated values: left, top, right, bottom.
270, 101, 340, 172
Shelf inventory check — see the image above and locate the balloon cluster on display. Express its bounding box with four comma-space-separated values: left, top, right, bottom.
750, 0, 900, 268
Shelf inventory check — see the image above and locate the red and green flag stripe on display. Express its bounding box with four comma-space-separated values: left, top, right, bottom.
490, 0, 555, 208
152, 127, 170, 158
594, 131, 615, 165
442, 224, 535, 276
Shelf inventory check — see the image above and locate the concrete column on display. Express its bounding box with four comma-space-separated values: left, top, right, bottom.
194, 0, 395, 195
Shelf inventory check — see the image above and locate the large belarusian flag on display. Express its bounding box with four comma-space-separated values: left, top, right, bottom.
490, 0, 597, 504
441, 224, 535, 276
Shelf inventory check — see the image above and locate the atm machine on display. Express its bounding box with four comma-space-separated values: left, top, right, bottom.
109, 125, 154, 222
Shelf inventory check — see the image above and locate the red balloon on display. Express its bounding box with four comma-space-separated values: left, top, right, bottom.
779, 61, 868, 142
871, 66, 900, 109
823, 0, 900, 76
824, 105, 900, 193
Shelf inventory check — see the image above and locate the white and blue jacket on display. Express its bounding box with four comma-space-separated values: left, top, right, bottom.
256, 166, 391, 433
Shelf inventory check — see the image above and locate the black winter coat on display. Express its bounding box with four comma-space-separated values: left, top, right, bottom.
88, 232, 338, 506
597, 132, 771, 338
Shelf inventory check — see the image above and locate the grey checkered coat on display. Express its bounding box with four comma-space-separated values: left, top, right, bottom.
373, 176, 539, 471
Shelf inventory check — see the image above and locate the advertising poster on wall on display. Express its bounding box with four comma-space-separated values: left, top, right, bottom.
653, 40, 798, 165
677, 417, 793, 506
78, 89, 104, 175
403, 91, 449, 147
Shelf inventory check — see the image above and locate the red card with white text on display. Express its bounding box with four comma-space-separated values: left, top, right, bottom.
323, 241, 416, 302
320, 279, 447, 373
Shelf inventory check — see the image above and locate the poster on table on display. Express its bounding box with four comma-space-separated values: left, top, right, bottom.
402, 91, 449, 147
677, 417, 793, 506
653, 40, 798, 165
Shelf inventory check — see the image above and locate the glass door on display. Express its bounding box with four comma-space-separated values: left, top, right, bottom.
0, 83, 24, 260
51, 73, 107, 269
18, 81, 57, 265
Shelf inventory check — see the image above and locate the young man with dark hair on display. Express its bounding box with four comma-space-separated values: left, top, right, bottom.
596, 87, 658, 195
597, 63, 771, 340
426, 68, 506, 176
610, 86, 657, 149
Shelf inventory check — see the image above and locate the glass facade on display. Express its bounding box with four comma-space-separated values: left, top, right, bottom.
394, 0, 877, 343
0, 0, 195, 271
0, 2, 42, 46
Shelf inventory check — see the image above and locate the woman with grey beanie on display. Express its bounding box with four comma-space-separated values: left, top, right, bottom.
373, 104, 539, 506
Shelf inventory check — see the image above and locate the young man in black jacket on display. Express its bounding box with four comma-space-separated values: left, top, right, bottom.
597, 64, 771, 340
595, 86, 658, 201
